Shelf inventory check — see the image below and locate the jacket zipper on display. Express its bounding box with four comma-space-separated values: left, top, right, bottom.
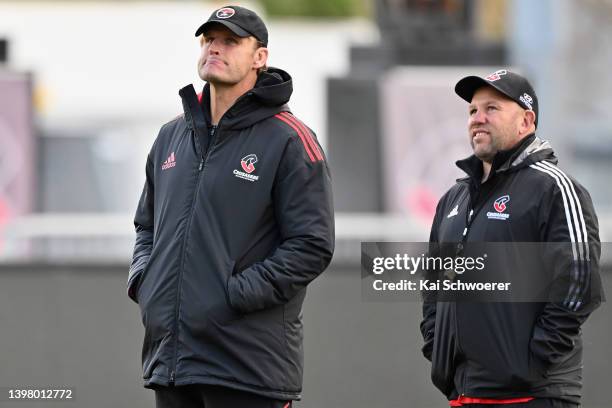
454, 177, 502, 396
167, 87, 252, 383
169, 123, 221, 385
200, 125, 219, 171
459, 177, 501, 246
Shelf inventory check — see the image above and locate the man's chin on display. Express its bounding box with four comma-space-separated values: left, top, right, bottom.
200, 72, 237, 87
199, 68, 221, 81
473, 148, 495, 162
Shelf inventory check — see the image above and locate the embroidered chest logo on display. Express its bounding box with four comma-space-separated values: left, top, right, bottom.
487, 195, 510, 220
234, 154, 260, 182
241, 154, 257, 174
161, 152, 176, 170
447, 204, 459, 218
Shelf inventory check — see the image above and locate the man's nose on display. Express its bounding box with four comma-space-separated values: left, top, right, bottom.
470, 109, 486, 124
208, 40, 221, 54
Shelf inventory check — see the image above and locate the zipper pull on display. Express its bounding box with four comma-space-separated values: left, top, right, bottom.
198, 157, 204, 171
169, 371, 175, 384
463, 227, 468, 237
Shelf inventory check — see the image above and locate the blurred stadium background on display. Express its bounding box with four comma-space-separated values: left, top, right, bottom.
0, 0, 610, 407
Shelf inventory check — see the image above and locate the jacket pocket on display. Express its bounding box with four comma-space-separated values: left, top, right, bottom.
431, 335, 457, 398
528, 349, 548, 380
494, 350, 545, 391
214, 259, 244, 325
430, 303, 458, 398
127, 262, 150, 304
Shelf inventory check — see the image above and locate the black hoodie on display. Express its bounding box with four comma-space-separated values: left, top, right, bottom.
421, 134, 603, 404
127, 68, 335, 400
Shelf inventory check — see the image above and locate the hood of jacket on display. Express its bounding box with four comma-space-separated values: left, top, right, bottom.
179, 67, 292, 134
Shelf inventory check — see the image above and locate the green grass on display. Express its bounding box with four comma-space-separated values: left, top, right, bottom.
260, 0, 370, 18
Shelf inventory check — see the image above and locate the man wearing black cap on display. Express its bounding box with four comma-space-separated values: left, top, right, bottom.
420, 70, 602, 407
127, 5, 334, 408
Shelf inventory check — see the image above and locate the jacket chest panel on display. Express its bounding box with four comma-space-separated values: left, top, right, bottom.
201, 135, 279, 203
154, 132, 201, 209
155, 129, 283, 232
438, 193, 470, 242
439, 180, 541, 242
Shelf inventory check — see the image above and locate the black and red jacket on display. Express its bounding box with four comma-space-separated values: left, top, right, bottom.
127, 68, 334, 400
421, 134, 603, 404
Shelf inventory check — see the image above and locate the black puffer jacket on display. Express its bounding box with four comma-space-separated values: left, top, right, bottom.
421, 134, 603, 404
127, 69, 334, 400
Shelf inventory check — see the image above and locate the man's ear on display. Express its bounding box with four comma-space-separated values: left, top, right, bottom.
253, 47, 268, 70
522, 110, 536, 131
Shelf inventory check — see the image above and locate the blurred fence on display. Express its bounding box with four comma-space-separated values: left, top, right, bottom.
0, 213, 610, 407
2, 212, 612, 264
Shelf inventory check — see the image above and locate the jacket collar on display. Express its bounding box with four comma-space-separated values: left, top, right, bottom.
456, 133, 558, 183
179, 67, 293, 134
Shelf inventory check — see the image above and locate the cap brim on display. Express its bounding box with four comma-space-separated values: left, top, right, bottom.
455, 76, 494, 103
194, 20, 251, 38
455, 75, 519, 106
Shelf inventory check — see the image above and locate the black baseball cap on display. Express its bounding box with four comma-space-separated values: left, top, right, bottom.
455, 69, 539, 127
194, 5, 268, 47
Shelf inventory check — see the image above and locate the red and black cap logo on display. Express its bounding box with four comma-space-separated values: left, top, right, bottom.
485, 69, 507, 82
216, 7, 235, 19
195, 5, 268, 46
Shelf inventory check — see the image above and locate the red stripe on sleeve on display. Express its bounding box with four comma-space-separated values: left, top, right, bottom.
280, 112, 323, 161
274, 113, 316, 162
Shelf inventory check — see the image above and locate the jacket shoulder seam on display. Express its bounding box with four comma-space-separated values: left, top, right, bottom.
162, 115, 185, 130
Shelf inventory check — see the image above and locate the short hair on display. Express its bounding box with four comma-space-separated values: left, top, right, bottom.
255, 40, 268, 74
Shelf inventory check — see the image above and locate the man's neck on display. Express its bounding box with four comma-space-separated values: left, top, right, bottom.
481, 161, 492, 183
479, 132, 536, 183
209, 78, 256, 125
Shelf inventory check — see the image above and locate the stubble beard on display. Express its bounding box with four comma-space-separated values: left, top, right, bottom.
471, 134, 500, 163
198, 59, 237, 86
200, 68, 226, 86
